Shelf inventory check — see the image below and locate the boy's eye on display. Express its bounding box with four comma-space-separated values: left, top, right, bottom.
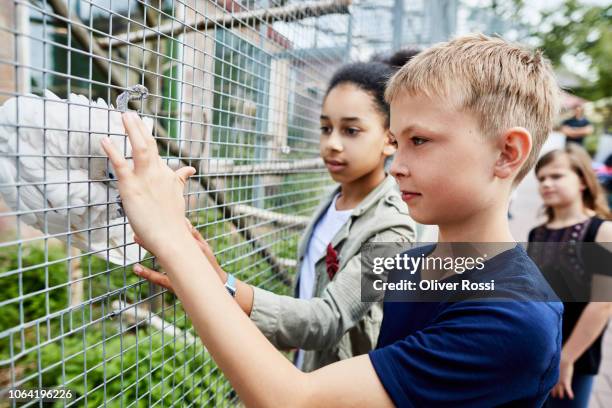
389, 136, 398, 148
320, 126, 331, 134
411, 136, 428, 146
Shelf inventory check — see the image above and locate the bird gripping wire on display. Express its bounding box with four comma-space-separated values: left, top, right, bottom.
116, 84, 149, 112
114, 84, 149, 216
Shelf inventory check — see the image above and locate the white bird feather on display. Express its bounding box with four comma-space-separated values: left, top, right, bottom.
0, 90, 152, 265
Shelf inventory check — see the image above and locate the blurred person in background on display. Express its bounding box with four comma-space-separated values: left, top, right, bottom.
561, 105, 593, 147
528, 144, 612, 408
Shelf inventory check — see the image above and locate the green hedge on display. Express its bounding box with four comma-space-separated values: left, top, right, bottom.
0, 209, 299, 406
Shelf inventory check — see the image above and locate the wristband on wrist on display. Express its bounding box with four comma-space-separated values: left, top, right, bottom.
225, 273, 237, 297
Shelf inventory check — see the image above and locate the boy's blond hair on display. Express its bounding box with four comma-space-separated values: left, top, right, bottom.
386, 33, 560, 183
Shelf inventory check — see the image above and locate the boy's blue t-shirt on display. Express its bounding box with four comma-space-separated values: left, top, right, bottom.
369, 245, 563, 408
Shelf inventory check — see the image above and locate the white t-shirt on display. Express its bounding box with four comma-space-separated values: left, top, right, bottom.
296, 194, 352, 369
298, 194, 353, 299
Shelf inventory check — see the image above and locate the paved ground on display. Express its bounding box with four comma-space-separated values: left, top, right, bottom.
591, 329, 612, 407
508, 132, 611, 407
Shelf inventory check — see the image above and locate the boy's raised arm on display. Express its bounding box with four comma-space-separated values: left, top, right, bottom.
159, 238, 393, 408
101, 111, 393, 408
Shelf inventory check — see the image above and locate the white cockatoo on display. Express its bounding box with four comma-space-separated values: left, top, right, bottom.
0, 87, 151, 265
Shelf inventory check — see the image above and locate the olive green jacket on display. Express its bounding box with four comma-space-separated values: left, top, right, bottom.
250, 175, 416, 372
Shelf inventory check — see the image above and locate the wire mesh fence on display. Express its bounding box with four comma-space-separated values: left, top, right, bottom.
0, 0, 358, 406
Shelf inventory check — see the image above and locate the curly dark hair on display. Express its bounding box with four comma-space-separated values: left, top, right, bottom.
325, 49, 419, 127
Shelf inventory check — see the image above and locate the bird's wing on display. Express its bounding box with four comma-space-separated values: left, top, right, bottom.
0, 95, 46, 226
80, 222, 144, 266
0, 91, 147, 265
0, 157, 41, 226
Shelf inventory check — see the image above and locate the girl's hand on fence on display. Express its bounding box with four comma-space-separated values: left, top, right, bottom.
133, 264, 174, 292
100, 112, 196, 257
186, 221, 227, 278
134, 218, 226, 277
133, 219, 227, 283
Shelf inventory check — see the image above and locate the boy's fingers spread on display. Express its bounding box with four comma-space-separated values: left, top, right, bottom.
134, 113, 150, 136
137, 115, 158, 149
122, 112, 150, 163
101, 138, 129, 177
142, 117, 153, 135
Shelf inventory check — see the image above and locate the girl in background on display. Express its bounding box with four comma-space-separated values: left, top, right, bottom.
134, 51, 420, 372
528, 144, 612, 408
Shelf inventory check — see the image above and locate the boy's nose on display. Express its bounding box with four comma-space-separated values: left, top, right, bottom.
389, 156, 409, 179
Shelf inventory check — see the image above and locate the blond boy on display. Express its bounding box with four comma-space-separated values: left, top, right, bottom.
103, 34, 563, 407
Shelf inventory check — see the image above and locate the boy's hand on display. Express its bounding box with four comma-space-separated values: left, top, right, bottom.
100, 112, 196, 257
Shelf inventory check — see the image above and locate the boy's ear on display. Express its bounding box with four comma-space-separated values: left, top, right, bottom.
494, 127, 532, 180
383, 130, 397, 157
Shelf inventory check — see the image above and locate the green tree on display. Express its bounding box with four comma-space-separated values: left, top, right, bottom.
532, 0, 611, 101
